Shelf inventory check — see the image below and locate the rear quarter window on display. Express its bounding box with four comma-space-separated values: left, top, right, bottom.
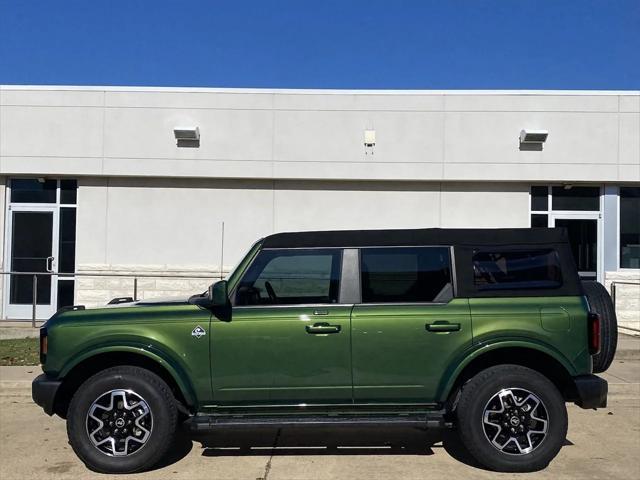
472, 249, 562, 291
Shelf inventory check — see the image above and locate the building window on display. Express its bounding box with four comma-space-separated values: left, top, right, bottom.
5, 178, 78, 316
530, 185, 601, 281
551, 186, 600, 211
620, 187, 640, 269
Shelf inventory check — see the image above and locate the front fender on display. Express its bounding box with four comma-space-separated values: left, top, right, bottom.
436, 338, 578, 403
59, 341, 198, 406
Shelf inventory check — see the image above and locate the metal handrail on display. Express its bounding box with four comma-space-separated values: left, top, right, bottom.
0, 270, 223, 327
610, 281, 640, 333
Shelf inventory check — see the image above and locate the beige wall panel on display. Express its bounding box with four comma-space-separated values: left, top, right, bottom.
444, 94, 618, 112
440, 183, 530, 228
443, 162, 619, 182
272, 160, 443, 181
444, 112, 619, 166
76, 177, 109, 265
0, 89, 104, 107
0, 156, 103, 176
273, 110, 443, 164
0, 106, 104, 158
101, 178, 274, 267
103, 107, 274, 161
273, 180, 442, 232
273, 92, 445, 111
619, 113, 640, 167
619, 95, 640, 113
105, 90, 274, 110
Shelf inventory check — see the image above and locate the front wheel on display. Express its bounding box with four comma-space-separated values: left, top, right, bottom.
67, 366, 178, 473
456, 365, 568, 472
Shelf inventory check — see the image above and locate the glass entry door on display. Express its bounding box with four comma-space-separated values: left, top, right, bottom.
550, 214, 600, 281
4, 205, 59, 319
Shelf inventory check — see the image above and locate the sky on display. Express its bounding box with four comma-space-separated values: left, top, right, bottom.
0, 0, 638, 90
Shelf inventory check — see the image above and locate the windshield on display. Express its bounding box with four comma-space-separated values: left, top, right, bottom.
225, 239, 263, 289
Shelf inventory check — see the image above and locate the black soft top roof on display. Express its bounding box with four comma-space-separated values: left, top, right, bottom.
262, 228, 568, 249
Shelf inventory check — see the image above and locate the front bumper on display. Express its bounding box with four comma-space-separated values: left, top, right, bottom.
32, 374, 62, 416
573, 374, 608, 409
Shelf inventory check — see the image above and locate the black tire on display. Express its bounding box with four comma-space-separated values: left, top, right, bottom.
67, 366, 178, 474
582, 281, 617, 373
456, 365, 568, 472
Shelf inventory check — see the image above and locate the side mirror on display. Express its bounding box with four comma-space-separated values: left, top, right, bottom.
210, 280, 229, 306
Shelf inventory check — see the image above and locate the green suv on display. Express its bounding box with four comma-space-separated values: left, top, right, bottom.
32, 228, 616, 473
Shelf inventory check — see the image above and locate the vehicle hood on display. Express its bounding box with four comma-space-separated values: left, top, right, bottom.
44, 295, 198, 327
103, 296, 191, 308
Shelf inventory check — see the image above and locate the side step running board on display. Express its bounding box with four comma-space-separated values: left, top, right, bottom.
188, 412, 450, 431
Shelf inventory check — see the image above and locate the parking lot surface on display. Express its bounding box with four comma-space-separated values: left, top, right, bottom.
1, 360, 639, 480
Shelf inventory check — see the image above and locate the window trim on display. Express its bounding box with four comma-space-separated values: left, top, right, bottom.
357, 245, 455, 305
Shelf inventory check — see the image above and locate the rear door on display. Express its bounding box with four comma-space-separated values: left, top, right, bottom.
351, 246, 472, 403
210, 248, 353, 405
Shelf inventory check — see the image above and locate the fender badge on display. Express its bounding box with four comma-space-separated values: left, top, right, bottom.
191, 325, 206, 338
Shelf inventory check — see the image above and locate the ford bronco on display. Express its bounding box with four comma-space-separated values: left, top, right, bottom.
32, 228, 616, 473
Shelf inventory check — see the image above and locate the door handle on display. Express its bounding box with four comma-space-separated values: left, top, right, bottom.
306, 322, 341, 334
46, 256, 55, 273
426, 322, 461, 333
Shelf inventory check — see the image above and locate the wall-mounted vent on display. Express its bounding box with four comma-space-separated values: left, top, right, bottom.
519, 129, 548, 144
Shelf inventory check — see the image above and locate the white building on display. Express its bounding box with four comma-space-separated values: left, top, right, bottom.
0, 86, 638, 331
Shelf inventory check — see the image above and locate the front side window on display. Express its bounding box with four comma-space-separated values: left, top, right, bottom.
360, 247, 452, 303
620, 187, 640, 269
235, 249, 341, 306
473, 249, 562, 291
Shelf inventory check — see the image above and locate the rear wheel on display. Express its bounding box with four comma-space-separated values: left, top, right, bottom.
456, 365, 567, 472
582, 280, 617, 373
67, 366, 177, 473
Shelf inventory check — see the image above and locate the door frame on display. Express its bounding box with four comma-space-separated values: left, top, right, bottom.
548, 211, 603, 283
3, 204, 60, 319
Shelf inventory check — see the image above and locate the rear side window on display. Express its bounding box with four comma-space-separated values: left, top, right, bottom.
473, 249, 562, 291
360, 247, 452, 303
235, 249, 341, 305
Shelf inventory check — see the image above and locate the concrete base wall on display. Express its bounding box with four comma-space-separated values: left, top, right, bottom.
76, 264, 227, 309
605, 270, 640, 335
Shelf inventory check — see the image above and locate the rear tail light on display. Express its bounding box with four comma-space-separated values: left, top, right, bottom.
588, 312, 601, 355
39, 328, 48, 364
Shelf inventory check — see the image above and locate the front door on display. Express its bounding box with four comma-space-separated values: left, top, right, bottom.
550, 214, 600, 281
351, 246, 472, 404
210, 248, 353, 406
4, 205, 59, 319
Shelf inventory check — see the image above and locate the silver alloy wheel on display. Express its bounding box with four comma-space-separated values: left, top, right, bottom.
86, 389, 153, 457
482, 388, 549, 455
